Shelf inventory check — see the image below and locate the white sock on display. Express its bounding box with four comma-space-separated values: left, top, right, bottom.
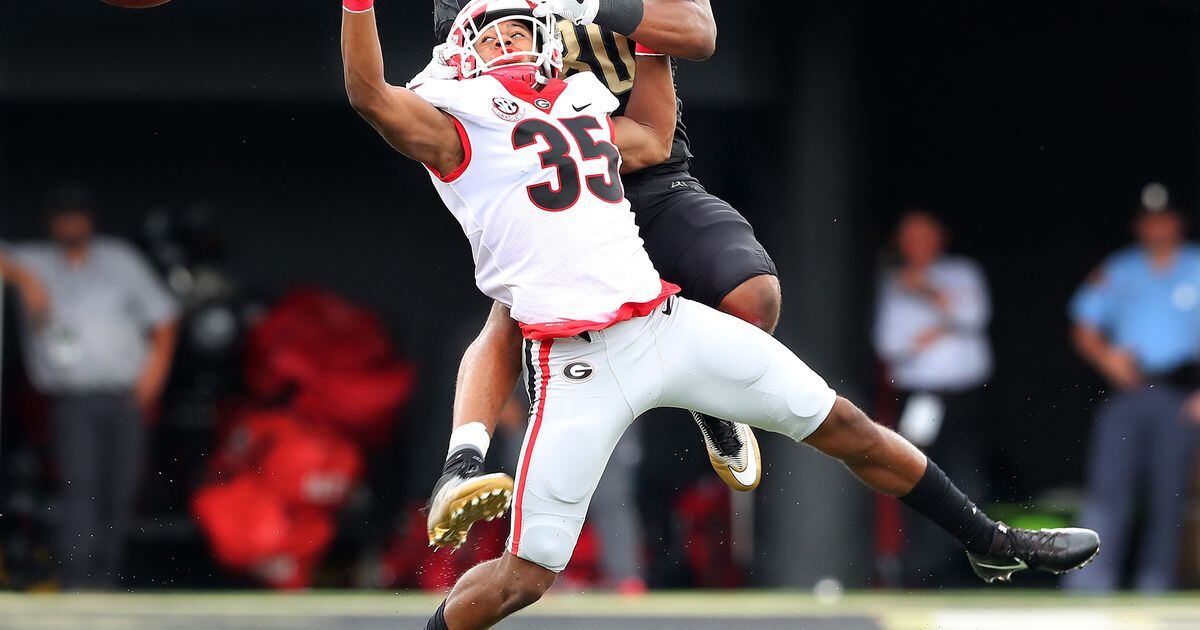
447, 421, 491, 459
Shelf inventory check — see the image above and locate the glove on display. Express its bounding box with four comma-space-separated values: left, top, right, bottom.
532, 0, 600, 25
406, 43, 460, 88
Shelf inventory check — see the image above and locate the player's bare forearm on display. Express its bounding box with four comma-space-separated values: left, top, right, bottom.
614, 54, 676, 173
341, 6, 464, 172
628, 0, 716, 60
341, 7, 389, 107
452, 302, 525, 436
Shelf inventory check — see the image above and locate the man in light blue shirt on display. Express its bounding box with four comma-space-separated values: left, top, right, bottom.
1065, 205, 1200, 592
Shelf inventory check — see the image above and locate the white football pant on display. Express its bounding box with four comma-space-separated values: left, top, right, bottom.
509, 296, 837, 572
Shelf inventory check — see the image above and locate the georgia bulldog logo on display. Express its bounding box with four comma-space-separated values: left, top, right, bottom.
491, 97, 523, 122
562, 361, 594, 383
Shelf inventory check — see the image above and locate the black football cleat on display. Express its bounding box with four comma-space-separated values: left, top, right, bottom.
967, 522, 1100, 583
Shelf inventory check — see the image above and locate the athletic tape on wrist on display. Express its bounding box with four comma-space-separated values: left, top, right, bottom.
447, 421, 491, 459
595, 0, 644, 37
343, 0, 374, 13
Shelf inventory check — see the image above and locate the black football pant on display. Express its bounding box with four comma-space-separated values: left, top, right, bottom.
51, 392, 145, 590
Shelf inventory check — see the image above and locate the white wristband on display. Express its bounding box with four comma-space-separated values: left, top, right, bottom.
448, 421, 491, 459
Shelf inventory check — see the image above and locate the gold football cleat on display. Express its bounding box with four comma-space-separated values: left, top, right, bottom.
427, 473, 515, 549
692, 412, 762, 492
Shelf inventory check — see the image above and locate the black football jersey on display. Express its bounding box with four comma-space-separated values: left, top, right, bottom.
433, 0, 692, 175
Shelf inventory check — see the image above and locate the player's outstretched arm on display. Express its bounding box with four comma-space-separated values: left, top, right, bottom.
630, 0, 716, 60
613, 54, 677, 173
535, 0, 716, 60
342, 4, 464, 175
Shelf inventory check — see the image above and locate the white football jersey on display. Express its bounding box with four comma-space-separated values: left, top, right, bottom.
413, 72, 676, 338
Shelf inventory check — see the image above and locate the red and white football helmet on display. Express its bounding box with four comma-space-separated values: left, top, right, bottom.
446, 0, 564, 87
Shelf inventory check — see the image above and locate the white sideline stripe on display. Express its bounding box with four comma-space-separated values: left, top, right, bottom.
930, 610, 1145, 630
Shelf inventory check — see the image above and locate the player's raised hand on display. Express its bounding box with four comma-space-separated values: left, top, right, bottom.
533, 0, 600, 25
406, 43, 460, 89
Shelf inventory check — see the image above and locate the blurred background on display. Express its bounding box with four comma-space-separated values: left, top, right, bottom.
2, 0, 1200, 598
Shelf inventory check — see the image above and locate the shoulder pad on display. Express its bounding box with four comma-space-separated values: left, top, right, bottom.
412, 78, 497, 120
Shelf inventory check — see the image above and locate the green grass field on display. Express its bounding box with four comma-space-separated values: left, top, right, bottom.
2, 590, 1199, 629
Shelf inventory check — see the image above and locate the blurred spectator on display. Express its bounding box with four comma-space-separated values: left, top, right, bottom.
0, 185, 180, 589
873, 210, 993, 586
586, 427, 646, 593
1065, 204, 1200, 592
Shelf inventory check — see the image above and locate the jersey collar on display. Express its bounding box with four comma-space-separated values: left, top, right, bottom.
489, 74, 570, 113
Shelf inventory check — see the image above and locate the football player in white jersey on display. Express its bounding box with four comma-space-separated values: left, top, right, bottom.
342, 2, 1100, 628
432, 0, 768, 506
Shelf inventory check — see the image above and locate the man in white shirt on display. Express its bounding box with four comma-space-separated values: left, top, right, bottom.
874, 210, 994, 585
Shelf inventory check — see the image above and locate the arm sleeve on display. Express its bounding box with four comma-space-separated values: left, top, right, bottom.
873, 273, 915, 364
941, 260, 991, 332
118, 245, 179, 328
1069, 258, 1117, 331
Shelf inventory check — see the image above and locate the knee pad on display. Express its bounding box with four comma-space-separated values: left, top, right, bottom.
516, 523, 578, 573
787, 384, 835, 422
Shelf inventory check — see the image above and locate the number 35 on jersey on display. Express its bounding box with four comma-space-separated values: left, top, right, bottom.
513, 115, 622, 211
411, 70, 663, 330
413, 71, 625, 211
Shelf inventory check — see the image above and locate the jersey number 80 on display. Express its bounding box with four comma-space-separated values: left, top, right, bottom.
512, 115, 623, 212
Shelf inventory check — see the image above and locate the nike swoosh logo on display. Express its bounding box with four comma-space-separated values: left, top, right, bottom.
661, 299, 673, 315
572, 104, 590, 112
974, 558, 1028, 571
729, 449, 758, 487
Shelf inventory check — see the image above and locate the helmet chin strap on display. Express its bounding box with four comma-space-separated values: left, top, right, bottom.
485, 64, 547, 88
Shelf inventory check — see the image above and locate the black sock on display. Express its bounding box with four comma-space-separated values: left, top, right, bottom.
424, 599, 449, 630
899, 459, 998, 555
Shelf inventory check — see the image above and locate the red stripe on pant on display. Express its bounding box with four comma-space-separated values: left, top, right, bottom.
511, 338, 553, 556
